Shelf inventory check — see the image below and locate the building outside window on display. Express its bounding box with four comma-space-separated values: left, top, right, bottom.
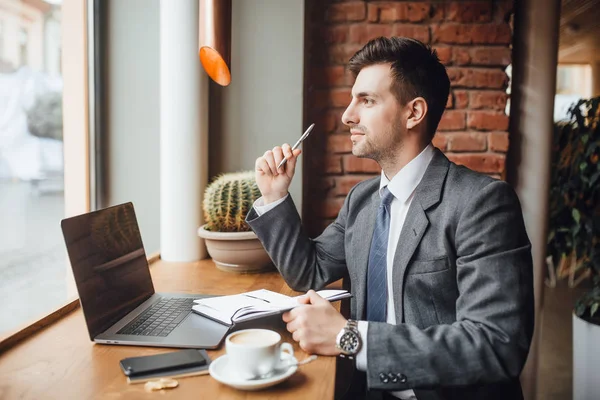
0, 0, 67, 336
19, 27, 28, 66
0, 20, 5, 62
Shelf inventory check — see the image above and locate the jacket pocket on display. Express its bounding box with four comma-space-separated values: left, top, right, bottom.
407, 257, 449, 275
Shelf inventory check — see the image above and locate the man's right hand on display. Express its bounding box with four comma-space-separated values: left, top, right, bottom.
254, 143, 302, 204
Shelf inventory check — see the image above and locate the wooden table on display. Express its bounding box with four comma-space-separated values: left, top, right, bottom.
0, 259, 339, 399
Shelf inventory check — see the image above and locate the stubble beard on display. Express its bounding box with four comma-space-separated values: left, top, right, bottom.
352, 124, 404, 166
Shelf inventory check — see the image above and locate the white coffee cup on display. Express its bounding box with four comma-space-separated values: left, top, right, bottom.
225, 329, 294, 379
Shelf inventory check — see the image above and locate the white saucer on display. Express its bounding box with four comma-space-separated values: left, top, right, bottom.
209, 353, 298, 391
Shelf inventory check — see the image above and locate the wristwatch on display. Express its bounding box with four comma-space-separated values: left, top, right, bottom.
336, 319, 362, 358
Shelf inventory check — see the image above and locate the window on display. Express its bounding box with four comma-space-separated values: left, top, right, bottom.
19, 27, 28, 66
0, 20, 5, 61
555, 64, 593, 121
0, 0, 84, 338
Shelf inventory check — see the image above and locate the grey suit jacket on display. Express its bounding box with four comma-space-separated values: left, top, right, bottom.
247, 149, 534, 400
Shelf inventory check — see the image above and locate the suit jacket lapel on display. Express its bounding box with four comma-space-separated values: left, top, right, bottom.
392, 148, 450, 323
391, 202, 429, 323
354, 188, 380, 320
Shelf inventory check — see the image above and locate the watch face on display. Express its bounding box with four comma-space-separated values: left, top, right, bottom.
339, 331, 359, 353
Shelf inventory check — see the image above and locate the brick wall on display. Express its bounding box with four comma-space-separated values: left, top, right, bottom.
303, 0, 514, 236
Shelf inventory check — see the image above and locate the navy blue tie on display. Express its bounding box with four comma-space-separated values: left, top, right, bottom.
366, 187, 394, 322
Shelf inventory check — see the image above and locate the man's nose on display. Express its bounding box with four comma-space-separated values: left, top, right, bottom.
341, 101, 357, 127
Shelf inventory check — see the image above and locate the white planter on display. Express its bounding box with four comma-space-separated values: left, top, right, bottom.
197, 225, 273, 273
573, 313, 600, 400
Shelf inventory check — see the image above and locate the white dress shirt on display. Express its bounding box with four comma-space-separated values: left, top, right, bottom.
253, 144, 435, 400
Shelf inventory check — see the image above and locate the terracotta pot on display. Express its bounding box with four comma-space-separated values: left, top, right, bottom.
197, 225, 273, 273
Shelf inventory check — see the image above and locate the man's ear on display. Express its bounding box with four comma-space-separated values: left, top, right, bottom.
406, 97, 428, 130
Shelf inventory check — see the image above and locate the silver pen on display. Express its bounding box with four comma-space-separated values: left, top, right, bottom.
277, 123, 315, 169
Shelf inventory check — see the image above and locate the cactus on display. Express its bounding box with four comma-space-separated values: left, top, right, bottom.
202, 171, 262, 232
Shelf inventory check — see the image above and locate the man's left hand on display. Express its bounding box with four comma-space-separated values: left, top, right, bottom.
282, 290, 347, 355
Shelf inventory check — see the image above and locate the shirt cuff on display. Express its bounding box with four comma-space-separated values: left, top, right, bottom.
355, 321, 368, 371
253, 194, 289, 216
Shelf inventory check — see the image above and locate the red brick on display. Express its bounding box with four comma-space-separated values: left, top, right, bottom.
349, 24, 394, 44
438, 110, 466, 131
316, 177, 336, 193
321, 25, 350, 44
454, 90, 469, 108
447, 153, 506, 173
327, 134, 353, 153
432, 23, 511, 45
469, 47, 512, 66
317, 110, 338, 134
314, 88, 351, 108
454, 47, 512, 67
430, 4, 445, 21
467, 111, 509, 131
349, 23, 429, 44
445, 1, 492, 23
318, 197, 345, 219
489, 131, 510, 152
394, 24, 431, 43
446, 90, 468, 109
493, 0, 514, 23
367, 3, 379, 22
469, 91, 508, 111
367, 2, 431, 23
326, 2, 367, 23
453, 47, 471, 65
433, 45, 452, 65
331, 108, 348, 132
446, 131, 487, 152
326, 155, 343, 174
445, 93, 453, 108
343, 156, 381, 173
314, 90, 347, 109
432, 133, 448, 151
311, 66, 350, 88
333, 175, 373, 196
327, 44, 364, 65
447, 68, 508, 89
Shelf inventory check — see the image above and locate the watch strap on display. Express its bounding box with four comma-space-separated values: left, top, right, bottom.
337, 319, 362, 358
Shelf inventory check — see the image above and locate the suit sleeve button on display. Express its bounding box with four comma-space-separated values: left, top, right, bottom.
397, 373, 407, 383
388, 372, 398, 383
379, 373, 387, 383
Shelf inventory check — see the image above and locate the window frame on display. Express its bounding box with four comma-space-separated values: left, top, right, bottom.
0, 0, 89, 350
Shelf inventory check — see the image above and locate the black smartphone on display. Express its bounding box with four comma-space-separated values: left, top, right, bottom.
119, 349, 207, 377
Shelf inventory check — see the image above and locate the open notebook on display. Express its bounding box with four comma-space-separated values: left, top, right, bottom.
191, 289, 352, 326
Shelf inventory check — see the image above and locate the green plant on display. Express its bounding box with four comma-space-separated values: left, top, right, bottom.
548, 97, 600, 324
202, 171, 262, 232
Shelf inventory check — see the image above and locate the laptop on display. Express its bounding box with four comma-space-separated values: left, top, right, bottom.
60, 202, 229, 349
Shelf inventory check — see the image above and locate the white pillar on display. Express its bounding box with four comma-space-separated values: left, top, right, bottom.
508, 0, 561, 399
160, 0, 208, 261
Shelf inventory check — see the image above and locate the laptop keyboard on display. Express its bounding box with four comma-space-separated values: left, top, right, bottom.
117, 297, 195, 337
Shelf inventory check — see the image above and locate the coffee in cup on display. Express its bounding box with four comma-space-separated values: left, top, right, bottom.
225, 329, 294, 379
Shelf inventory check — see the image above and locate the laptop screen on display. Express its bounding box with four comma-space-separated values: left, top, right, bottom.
61, 202, 154, 339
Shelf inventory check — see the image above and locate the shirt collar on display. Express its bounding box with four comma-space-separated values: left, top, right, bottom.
379, 144, 435, 203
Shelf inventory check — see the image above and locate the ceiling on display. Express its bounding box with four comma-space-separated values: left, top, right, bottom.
559, 0, 600, 63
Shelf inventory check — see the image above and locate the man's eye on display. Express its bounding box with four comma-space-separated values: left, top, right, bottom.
364, 98, 374, 105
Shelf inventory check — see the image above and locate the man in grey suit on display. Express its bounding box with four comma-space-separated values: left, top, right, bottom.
247, 37, 534, 400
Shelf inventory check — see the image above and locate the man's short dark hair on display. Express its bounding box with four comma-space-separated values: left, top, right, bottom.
348, 37, 450, 140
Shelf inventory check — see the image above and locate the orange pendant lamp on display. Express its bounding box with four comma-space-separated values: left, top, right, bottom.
199, 0, 232, 86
